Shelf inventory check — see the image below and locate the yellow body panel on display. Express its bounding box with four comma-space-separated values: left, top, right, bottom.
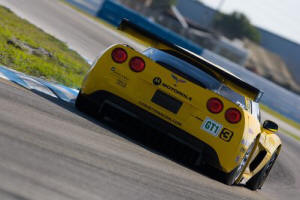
79, 44, 281, 185
80, 44, 271, 173
240, 130, 281, 183
119, 20, 260, 102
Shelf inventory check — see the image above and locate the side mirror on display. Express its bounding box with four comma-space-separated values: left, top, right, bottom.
263, 120, 278, 133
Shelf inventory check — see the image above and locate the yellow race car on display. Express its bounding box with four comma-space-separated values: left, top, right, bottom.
76, 20, 281, 190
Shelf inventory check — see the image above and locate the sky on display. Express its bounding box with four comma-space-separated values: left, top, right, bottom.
200, 0, 300, 44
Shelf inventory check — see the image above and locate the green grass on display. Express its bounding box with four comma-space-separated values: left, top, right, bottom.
0, 6, 89, 87
260, 104, 300, 131
280, 128, 300, 141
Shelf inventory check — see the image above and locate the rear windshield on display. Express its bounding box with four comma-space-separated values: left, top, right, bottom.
143, 48, 246, 108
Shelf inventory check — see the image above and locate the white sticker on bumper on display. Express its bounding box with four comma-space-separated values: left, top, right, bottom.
201, 117, 223, 137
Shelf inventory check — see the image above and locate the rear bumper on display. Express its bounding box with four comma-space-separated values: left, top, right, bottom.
79, 90, 222, 170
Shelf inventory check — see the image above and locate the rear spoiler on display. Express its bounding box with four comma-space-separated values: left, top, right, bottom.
118, 19, 264, 102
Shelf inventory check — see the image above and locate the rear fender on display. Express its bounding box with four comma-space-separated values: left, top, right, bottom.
240, 133, 281, 183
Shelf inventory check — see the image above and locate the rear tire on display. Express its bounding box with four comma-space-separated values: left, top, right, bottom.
75, 91, 86, 112
246, 151, 278, 190
223, 143, 254, 185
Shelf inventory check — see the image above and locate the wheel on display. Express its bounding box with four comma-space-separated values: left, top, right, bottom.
246, 151, 278, 190
75, 91, 86, 112
223, 142, 254, 185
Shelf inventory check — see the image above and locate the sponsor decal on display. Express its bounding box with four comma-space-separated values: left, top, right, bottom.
139, 101, 182, 126
152, 75, 191, 101
201, 117, 223, 137
171, 74, 186, 87
116, 79, 127, 88
219, 128, 234, 142
153, 77, 162, 86
110, 67, 129, 80
110, 67, 129, 88
161, 83, 192, 101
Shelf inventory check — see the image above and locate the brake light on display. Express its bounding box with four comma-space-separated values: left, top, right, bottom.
225, 108, 241, 123
129, 57, 145, 72
111, 48, 128, 63
207, 98, 223, 113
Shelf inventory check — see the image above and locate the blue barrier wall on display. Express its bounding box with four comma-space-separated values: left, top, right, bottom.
96, 0, 203, 55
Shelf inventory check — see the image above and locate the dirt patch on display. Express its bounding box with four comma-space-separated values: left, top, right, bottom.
244, 39, 300, 94
7, 37, 53, 58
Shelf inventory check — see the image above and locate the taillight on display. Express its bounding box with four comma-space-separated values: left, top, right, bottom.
225, 108, 241, 123
129, 57, 145, 72
111, 48, 128, 63
207, 98, 223, 113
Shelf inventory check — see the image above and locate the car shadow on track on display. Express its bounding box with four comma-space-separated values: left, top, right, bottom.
30, 89, 245, 189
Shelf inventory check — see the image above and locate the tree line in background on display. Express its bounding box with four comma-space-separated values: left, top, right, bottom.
213, 11, 261, 43
148, 0, 261, 43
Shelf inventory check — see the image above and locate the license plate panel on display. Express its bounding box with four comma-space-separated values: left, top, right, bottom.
151, 90, 182, 114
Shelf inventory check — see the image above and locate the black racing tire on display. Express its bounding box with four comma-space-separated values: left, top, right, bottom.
75, 91, 105, 116
246, 151, 278, 190
75, 91, 86, 112
223, 142, 255, 185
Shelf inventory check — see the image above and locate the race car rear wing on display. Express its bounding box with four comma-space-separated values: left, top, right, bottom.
118, 19, 264, 102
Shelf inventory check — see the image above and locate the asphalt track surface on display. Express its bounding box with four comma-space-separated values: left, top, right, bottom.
0, 0, 300, 199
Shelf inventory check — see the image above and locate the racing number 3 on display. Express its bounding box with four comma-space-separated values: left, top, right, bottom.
219, 128, 234, 142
